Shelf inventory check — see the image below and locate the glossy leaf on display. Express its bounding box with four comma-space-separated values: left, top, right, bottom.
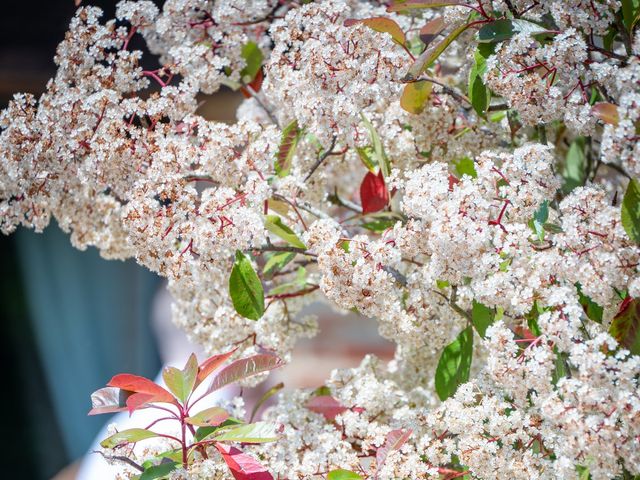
140, 462, 178, 480
468, 49, 490, 117
360, 171, 389, 214
275, 120, 301, 177
528, 201, 549, 242
622, 179, 640, 244
211, 421, 279, 443
435, 326, 473, 401
215, 443, 274, 480
592, 102, 619, 126
478, 19, 553, 43
207, 354, 284, 394
387, 0, 462, 12
264, 215, 306, 249
471, 300, 494, 338
186, 407, 230, 427
229, 251, 265, 321
609, 297, 640, 354
305, 395, 349, 420
344, 17, 406, 46
100, 428, 158, 448
327, 470, 363, 480
419, 17, 445, 47
400, 80, 433, 114
562, 137, 586, 193
88, 387, 133, 415
195, 349, 238, 388
263, 252, 296, 276
240, 42, 263, 83
403, 22, 470, 81
376, 428, 412, 469
107, 374, 175, 404
163, 354, 198, 404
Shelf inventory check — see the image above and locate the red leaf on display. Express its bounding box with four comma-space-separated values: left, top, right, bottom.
240, 68, 264, 98
125, 392, 155, 414
305, 395, 349, 420
196, 348, 238, 388
448, 174, 460, 192
376, 428, 413, 470
215, 443, 274, 480
360, 171, 389, 214
107, 374, 175, 404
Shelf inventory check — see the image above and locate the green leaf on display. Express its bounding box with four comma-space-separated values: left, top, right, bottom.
576, 465, 591, 480
267, 266, 307, 295
361, 218, 397, 233
609, 298, 640, 355
468, 49, 490, 117
576, 283, 603, 323
185, 407, 230, 427
454, 157, 477, 178
263, 251, 295, 276
478, 19, 553, 43
435, 326, 473, 401
356, 146, 377, 173
275, 120, 301, 177
240, 42, 263, 83
265, 215, 306, 249
528, 201, 549, 242
209, 421, 279, 444
403, 22, 470, 81
471, 301, 494, 338
162, 353, 198, 404
229, 250, 265, 320
361, 114, 391, 178
562, 137, 586, 193
551, 350, 569, 385
400, 80, 433, 114
327, 470, 363, 480
622, 179, 640, 244
622, 0, 640, 32
194, 418, 243, 442
140, 462, 178, 480
100, 428, 158, 448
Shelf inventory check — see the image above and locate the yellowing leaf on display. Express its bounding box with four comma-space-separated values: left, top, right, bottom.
344, 17, 406, 46
400, 80, 433, 114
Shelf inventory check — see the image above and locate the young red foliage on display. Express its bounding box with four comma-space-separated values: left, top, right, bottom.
215, 443, 274, 480
360, 170, 389, 214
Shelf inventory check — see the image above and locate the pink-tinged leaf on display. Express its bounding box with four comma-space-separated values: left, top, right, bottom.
592, 102, 619, 126
419, 17, 445, 47
360, 171, 389, 214
108, 374, 175, 404
206, 354, 284, 395
185, 407, 230, 427
126, 392, 155, 414
305, 395, 349, 420
163, 353, 198, 404
275, 120, 300, 177
344, 17, 406, 46
387, 0, 462, 12
215, 443, 274, 480
376, 428, 413, 470
88, 387, 133, 416
240, 67, 264, 98
400, 80, 433, 114
196, 348, 238, 388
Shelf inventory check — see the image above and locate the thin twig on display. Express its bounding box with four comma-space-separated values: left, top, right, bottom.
95, 451, 144, 473
304, 136, 337, 181
409, 75, 471, 105
253, 245, 317, 257
244, 84, 279, 126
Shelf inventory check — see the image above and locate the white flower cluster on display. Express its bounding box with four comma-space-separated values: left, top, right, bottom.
2, 0, 640, 479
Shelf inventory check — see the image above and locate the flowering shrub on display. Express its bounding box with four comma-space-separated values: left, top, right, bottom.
2, 0, 640, 478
